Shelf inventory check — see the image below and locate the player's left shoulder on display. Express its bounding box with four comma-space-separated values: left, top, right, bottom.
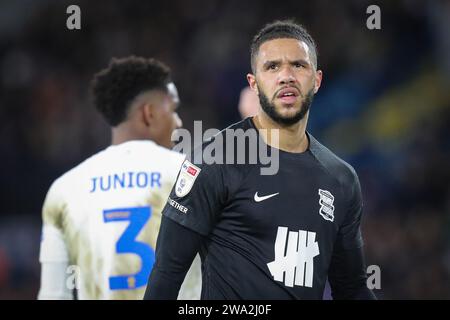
308, 133, 359, 188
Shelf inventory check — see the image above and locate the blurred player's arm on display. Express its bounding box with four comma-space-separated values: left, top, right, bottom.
144, 215, 204, 300
38, 180, 73, 300
328, 170, 376, 300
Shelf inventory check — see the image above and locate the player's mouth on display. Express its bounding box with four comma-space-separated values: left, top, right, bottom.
276, 87, 300, 105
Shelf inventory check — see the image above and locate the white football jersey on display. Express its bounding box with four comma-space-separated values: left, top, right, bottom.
39, 140, 201, 300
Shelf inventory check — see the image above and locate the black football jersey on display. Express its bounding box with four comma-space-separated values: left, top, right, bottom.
163, 117, 364, 299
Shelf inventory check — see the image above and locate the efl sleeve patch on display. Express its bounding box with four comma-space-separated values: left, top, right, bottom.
175, 160, 201, 198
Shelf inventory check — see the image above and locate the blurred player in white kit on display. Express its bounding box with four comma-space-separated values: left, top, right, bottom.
38, 56, 201, 300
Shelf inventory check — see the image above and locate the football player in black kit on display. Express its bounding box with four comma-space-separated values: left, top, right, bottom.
144, 20, 376, 300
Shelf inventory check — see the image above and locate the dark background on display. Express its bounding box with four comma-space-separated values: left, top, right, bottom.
0, 0, 449, 299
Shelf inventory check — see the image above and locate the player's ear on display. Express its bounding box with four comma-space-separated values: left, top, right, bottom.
246, 73, 259, 95
142, 103, 155, 127
314, 70, 323, 94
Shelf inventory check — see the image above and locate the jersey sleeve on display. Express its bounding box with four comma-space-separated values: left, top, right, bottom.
39, 179, 69, 263
38, 261, 73, 300
328, 246, 376, 299
335, 167, 364, 251
39, 179, 72, 299
144, 215, 205, 300
162, 146, 228, 236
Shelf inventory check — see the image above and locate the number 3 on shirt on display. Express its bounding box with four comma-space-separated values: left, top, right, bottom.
103, 206, 155, 290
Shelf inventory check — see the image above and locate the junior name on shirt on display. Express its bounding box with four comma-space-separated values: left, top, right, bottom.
90, 171, 162, 192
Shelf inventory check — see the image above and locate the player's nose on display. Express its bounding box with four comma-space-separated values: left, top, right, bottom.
174, 112, 182, 128
277, 67, 296, 86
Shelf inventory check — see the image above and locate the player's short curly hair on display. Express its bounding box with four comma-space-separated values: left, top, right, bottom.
91, 56, 171, 126
250, 20, 318, 73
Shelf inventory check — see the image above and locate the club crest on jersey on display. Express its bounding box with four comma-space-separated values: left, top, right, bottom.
175, 160, 201, 197
318, 189, 335, 222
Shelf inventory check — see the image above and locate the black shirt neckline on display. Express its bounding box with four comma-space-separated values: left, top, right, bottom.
246, 116, 315, 161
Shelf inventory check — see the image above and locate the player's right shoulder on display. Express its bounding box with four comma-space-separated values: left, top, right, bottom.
176, 118, 255, 196
188, 117, 254, 167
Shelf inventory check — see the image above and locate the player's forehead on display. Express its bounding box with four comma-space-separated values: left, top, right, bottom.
257, 38, 311, 65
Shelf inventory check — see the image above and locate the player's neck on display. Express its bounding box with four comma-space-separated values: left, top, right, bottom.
253, 112, 309, 153
111, 125, 150, 146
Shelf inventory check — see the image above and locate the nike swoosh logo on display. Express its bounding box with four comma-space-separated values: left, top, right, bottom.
254, 192, 279, 202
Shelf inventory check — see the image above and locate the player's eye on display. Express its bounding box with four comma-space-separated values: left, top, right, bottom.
267, 63, 278, 70
294, 62, 305, 68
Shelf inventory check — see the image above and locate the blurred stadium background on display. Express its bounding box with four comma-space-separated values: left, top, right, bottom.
0, 0, 449, 299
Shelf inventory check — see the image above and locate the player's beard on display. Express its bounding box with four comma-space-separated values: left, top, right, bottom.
258, 85, 314, 126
